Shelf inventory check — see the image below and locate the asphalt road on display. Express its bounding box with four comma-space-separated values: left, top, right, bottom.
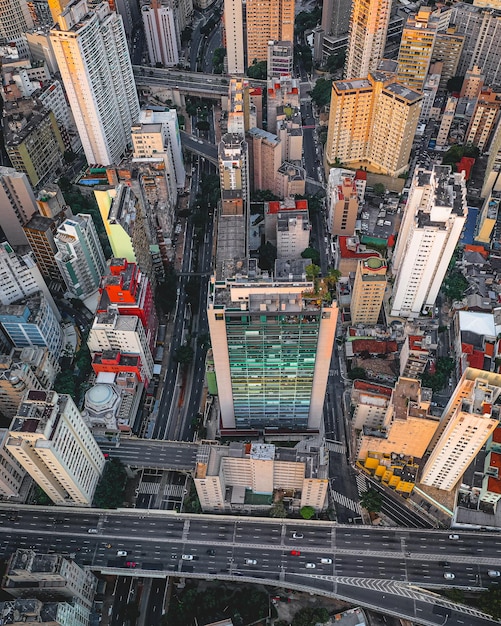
98, 439, 198, 470
1, 506, 500, 625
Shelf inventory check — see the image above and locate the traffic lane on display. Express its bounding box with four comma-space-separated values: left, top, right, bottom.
145, 578, 166, 624
234, 520, 283, 544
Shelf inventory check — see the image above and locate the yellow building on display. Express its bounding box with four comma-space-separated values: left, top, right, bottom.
325, 71, 422, 177
362, 452, 418, 495
397, 8, 438, 93
245, 0, 294, 65
351, 257, 387, 325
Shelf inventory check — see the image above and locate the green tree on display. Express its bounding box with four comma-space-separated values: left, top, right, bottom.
181, 26, 193, 44
305, 263, 320, 280
32, 485, 53, 506
258, 241, 277, 271
295, 44, 313, 72
310, 78, 332, 107
174, 344, 194, 364
294, 7, 321, 36
348, 366, 367, 381
270, 501, 287, 518
301, 247, 320, 266
213, 47, 226, 73
479, 587, 501, 619
53, 371, 76, 397
251, 189, 280, 202
324, 52, 345, 72
93, 458, 127, 508
196, 120, 210, 131
186, 276, 201, 312
373, 183, 385, 197
324, 268, 341, 288
300, 505, 315, 519
443, 269, 468, 302
360, 487, 383, 513
247, 60, 267, 79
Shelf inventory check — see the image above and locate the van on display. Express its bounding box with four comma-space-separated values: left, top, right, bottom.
320, 558, 332, 564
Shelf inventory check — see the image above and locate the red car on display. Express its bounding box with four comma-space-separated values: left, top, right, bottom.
126, 562, 137, 568
290, 550, 301, 556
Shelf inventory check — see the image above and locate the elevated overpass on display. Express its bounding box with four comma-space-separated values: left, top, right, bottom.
1, 505, 500, 626
180, 131, 218, 164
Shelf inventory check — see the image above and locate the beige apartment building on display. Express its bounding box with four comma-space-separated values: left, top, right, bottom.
397, 8, 438, 93
326, 168, 359, 236
194, 442, 328, 513
247, 127, 282, 194
245, 0, 294, 65
350, 257, 387, 325
325, 72, 422, 178
0, 428, 26, 498
421, 368, 501, 492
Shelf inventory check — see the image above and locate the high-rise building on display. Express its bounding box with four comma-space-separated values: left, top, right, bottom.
465, 88, 501, 152
97, 258, 158, 349
141, 0, 180, 67
55, 215, 107, 300
0, 0, 34, 57
0, 347, 58, 420
245, 0, 294, 65
351, 257, 387, 325
218, 133, 250, 221
432, 27, 464, 92
391, 166, 467, 318
266, 75, 300, 133
396, 8, 438, 93
6, 390, 105, 506
4, 100, 65, 188
321, 0, 351, 41
223, 0, 245, 74
23, 215, 64, 284
50, 0, 140, 166
264, 199, 310, 260
25, 29, 59, 74
247, 127, 282, 195
344, 0, 390, 79
207, 276, 338, 431
0, 598, 90, 626
0, 292, 63, 359
325, 72, 422, 178
267, 40, 294, 78
326, 168, 359, 236
3, 549, 97, 609
436, 96, 457, 147
0, 167, 38, 247
421, 368, 501, 492
0, 428, 26, 498
227, 78, 250, 135
460, 65, 484, 99
87, 309, 154, 384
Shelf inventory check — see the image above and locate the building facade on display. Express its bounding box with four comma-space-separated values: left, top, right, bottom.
396, 8, 437, 93
326, 168, 359, 236
245, 0, 294, 65
351, 257, 387, 325
0, 167, 38, 247
141, 0, 180, 67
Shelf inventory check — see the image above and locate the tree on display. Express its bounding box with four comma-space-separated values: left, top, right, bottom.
174, 344, 194, 364
305, 263, 320, 280
310, 78, 332, 107
251, 189, 280, 202
294, 7, 321, 36
181, 26, 193, 44
213, 47, 226, 73
301, 247, 320, 266
247, 60, 267, 79
373, 183, 385, 197
300, 505, 315, 519
258, 241, 277, 271
93, 458, 127, 509
443, 269, 468, 302
270, 501, 287, 518
360, 487, 382, 513
324, 52, 345, 72
324, 268, 341, 288
185, 276, 201, 312
479, 587, 501, 619
348, 366, 367, 381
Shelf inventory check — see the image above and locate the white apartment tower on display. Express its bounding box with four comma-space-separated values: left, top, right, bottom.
223, 0, 245, 74
141, 0, 180, 67
391, 166, 467, 318
50, 0, 140, 166
6, 390, 105, 506
0, 0, 33, 57
344, 0, 391, 79
0, 428, 26, 498
421, 368, 501, 492
0, 167, 38, 247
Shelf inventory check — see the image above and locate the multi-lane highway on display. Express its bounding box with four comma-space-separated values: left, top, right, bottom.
98, 439, 198, 470
1, 506, 500, 626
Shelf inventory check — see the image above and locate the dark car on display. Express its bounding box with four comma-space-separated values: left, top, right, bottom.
206, 549, 216, 556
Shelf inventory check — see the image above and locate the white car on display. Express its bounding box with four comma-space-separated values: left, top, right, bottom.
443, 572, 455, 580
488, 570, 501, 578
245, 559, 257, 565
181, 554, 194, 560
117, 551, 127, 557
305, 563, 316, 569
320, 558, 333, 564
292, 532, 304, 539
448, 534, 460, 540
87, 528, 98, 534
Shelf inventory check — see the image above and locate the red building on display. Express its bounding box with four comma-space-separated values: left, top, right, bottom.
97, 258, 158, 350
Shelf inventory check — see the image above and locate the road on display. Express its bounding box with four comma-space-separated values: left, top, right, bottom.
1, 506, 500, 626
98, 439, 198, 470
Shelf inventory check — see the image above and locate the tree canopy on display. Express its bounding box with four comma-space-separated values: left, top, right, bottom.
301, 247, 320, 266
310, 78, 332, 107
247, 61, 267, 79
93, 458, 127, 509
360, 488, 383, 513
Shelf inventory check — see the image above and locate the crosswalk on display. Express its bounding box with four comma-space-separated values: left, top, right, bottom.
138, 482, 185, 498
325, 441, 346, 454
356, 474, 368, 495
329, 484, 362, 514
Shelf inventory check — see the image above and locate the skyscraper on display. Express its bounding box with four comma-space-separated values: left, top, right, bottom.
245, 0, 294, 65
391, 166, 467, 318
321, 0, 352, 40
0, 0, 34, 56
326, 168, 359, 236
396, 8, 437, 93
223, 0, 245, 74
54, 215, 107, 300
6, 390, 105, 506
141, 0, 180, 67
344, 0, 390, 79
324, 72, 422, 177
0, 167, 38, 247
218, 133, 250, 224
351, 257, 387, 325
50, 0, 140, 166
421, 368, 501, 492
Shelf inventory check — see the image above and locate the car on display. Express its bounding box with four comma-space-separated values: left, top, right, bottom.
126, 562, 136, 568
292, 532, 304, 539
305, 563, 316, 569
87, 528, 98, 534
443, 572, 455, 580
439, 561, 450, 567
105, 544, 112, 549
117, 551, 127, 557
488, 571, 501, 578
290, 550, 301, 556
206, 549, 216, 556
181, 554, 194, 560
448, 534, 460, 540
245, 559, 257, 565
320, 558, 333, 564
